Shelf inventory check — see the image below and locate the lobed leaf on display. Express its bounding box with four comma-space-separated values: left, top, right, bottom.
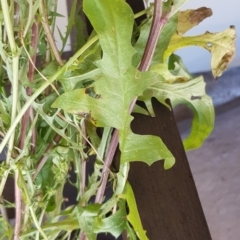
141, 76, 214, 150
52, 0, 174, 167
94, 200, 127, 238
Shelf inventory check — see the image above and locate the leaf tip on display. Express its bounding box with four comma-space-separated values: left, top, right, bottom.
163, 156, 175, 170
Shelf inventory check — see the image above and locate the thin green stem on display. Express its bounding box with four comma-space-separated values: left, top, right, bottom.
0, 1, 21, 234
18, 169, 48, 240
0, 0, 19, 165
6, 56, 19, 162
134, 7, 152, 19
0, 170, 10, 196
39, 0, 64, 65
0, 0, 16, 51
23, 0, 33, 37
50, 0, 58, 35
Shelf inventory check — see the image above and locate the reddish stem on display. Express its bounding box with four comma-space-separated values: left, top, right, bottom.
95, 0, 168, 204
14, 23, 39, 239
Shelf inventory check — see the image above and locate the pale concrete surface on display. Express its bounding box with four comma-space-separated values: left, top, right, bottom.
178, 99, 240, 240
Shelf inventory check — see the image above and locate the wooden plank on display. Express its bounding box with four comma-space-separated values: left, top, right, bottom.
125, 98, 212, 239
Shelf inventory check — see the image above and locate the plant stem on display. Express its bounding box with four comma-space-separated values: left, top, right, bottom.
18, 169, 48, 240
14, 172, 22, 240
0, 1, 21, 238
18, 22, 38, 151
33, 133, 61, 180
0, 0, 19, 165
15, 22, 39, 237
0, 0, 16, 50
95, 0, 167, 204
39, 0, 64, 66
23, 0, 33, 37
138, 0, 165, 71
80, 120, 87, 199
95, 130, 119, 203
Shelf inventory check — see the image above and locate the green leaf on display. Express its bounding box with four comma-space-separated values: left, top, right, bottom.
164, 27, 236, 78
120, 131, 174, 169
132, 103, 150, 116
52, 0, 174, 167
125, 222, 137, 240
0, 216, 13, 239
76, 204, 101, 240
141, 76, 214, 150
0, 98, 10, 127
153, 13, 178, 64
150, 63, 189, 84
122, 182, 149, 240
169, 0, 188, 17
35, 158, 55, 193
78, 203, 101, 217
40, 61, 59, 76
59, 0, 78, 53
178, 7, 212, 34
168, 53, 194, 79
74, 14, 88, 51
94, 200, 127, 238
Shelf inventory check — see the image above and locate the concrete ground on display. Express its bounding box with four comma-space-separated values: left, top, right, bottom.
177, 98, 240, 240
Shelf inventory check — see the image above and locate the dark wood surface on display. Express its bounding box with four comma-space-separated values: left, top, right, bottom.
125, 98, 212, 240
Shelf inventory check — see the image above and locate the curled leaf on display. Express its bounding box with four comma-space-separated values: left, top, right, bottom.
178, 7, 212, 34
164, 27, 236, 78
141, 76, 214, 150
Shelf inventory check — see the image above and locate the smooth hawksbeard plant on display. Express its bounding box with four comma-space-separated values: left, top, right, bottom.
0, 0, 236, 239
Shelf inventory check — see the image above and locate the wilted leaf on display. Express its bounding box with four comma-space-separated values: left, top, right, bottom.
164, 27, 236, 78
52, 0, 174, 167
141, 76, 214, 150
178, 7, 212, 34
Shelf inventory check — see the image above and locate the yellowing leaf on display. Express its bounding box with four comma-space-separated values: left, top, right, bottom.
164, 27, 236, 78
178, 7, 212, 34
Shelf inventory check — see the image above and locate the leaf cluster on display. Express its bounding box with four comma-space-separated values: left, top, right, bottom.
0, 0, 236, 239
